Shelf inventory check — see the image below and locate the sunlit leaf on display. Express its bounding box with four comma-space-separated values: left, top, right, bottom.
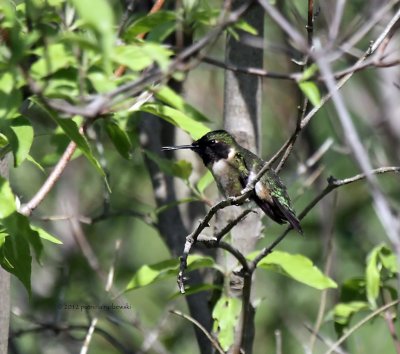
112, 43, 172, 72
378, 244, 397, 274
299, 81, 321, 107
155, 86, 209, 122
0, 89, 21, 119
300, 64, 318, 81
0, 177, 16, 219
6, 117, 34, 166
0, 133, 9, 148
234, 19, 258, 35
250, 250, 337, 290
30, 225, 63, 245
31, 43, 76, 78
70, 0, 115, 73
125, 255, 215, 291
212, 295, 241, 351
366, 245, 382, 309
124, 11, 176, 39
331, 301, 369, 336
140, 103, 210, 139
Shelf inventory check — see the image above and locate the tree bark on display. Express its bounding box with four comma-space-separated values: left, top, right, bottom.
0, 155, 10, 354
222, 2, 264, 353
141, 116, 213, 354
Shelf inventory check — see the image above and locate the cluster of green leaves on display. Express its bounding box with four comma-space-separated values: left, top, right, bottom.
0, 0, 220, 294
330, 244, 398, 336
124, 250, 337, 350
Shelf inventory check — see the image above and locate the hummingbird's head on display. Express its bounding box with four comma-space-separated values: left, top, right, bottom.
162, 130, 237, 166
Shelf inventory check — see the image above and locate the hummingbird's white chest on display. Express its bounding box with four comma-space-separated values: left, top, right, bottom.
210, 148, 241, 197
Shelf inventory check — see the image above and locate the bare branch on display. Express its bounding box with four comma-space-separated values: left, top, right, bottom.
19, 140, 77, 216
315, 37, 400, 270
250, 167, 400, 269
257, 0, 307, 51
170, 310, 225, 354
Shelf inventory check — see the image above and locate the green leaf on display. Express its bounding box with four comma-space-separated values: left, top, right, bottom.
87, 70, 118, 93
366, 244, 382, 309
32, 100, 108, 181
140, 103, 210, 139
104, 120, 132, 159
300, 64, 318, 81
299, 81, 321, 107
125, 255, 215, 291
0, 232, 31, 294
124, 11, 176, 39
365, 244, 397, 309
31, 43, 76, 79
155, 86, 209, 123
70, 0, 115, 73
212, 295, 241, 351
331, 301, 369, 336
0, 71, 15, 94
6, 117, 34, 166
378, 245, 397, 274
145, 150, 192, 180
112, 43, 172, 72
196, 170, 214, 194
54, 118, 106, 176
250, 250, 337, 290
0, 89, 21, 119
0, 177, 16, 219
0, 133, 9, 148
30, 225, 63, 244
2, 213, 43, 263
26, 154, 45, 173
234, 19, 258, 35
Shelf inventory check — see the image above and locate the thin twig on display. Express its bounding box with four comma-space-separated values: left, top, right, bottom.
315, 37, 400, 286
231, 272, 252, 354
11, 322, 131, 354
19, 140, 77, 216
177, 192, 253, 293
250, 167, 400, 269
384, 308, 400, 354
170, 310, 224, 354
309, 192, 338, 352
325, 299, 400, 354
275, 329, 282, 354
80, 238, 122, 354
258, 0, 307, 50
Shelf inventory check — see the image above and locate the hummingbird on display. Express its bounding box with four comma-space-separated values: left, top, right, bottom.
162, 130, 302, 234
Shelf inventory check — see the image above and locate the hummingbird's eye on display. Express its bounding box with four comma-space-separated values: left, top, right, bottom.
209, 139, 216, 145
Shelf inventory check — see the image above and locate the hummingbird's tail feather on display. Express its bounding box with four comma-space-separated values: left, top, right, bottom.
271, 196, 303, 234
255, 196, 303, 234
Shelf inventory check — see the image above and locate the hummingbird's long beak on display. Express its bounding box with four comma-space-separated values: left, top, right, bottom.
162, 144, 196, 151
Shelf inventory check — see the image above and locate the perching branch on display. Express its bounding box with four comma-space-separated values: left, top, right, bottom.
249, 167, 400, 269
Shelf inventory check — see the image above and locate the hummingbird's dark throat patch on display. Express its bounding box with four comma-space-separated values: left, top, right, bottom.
197, 140, 232, 166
